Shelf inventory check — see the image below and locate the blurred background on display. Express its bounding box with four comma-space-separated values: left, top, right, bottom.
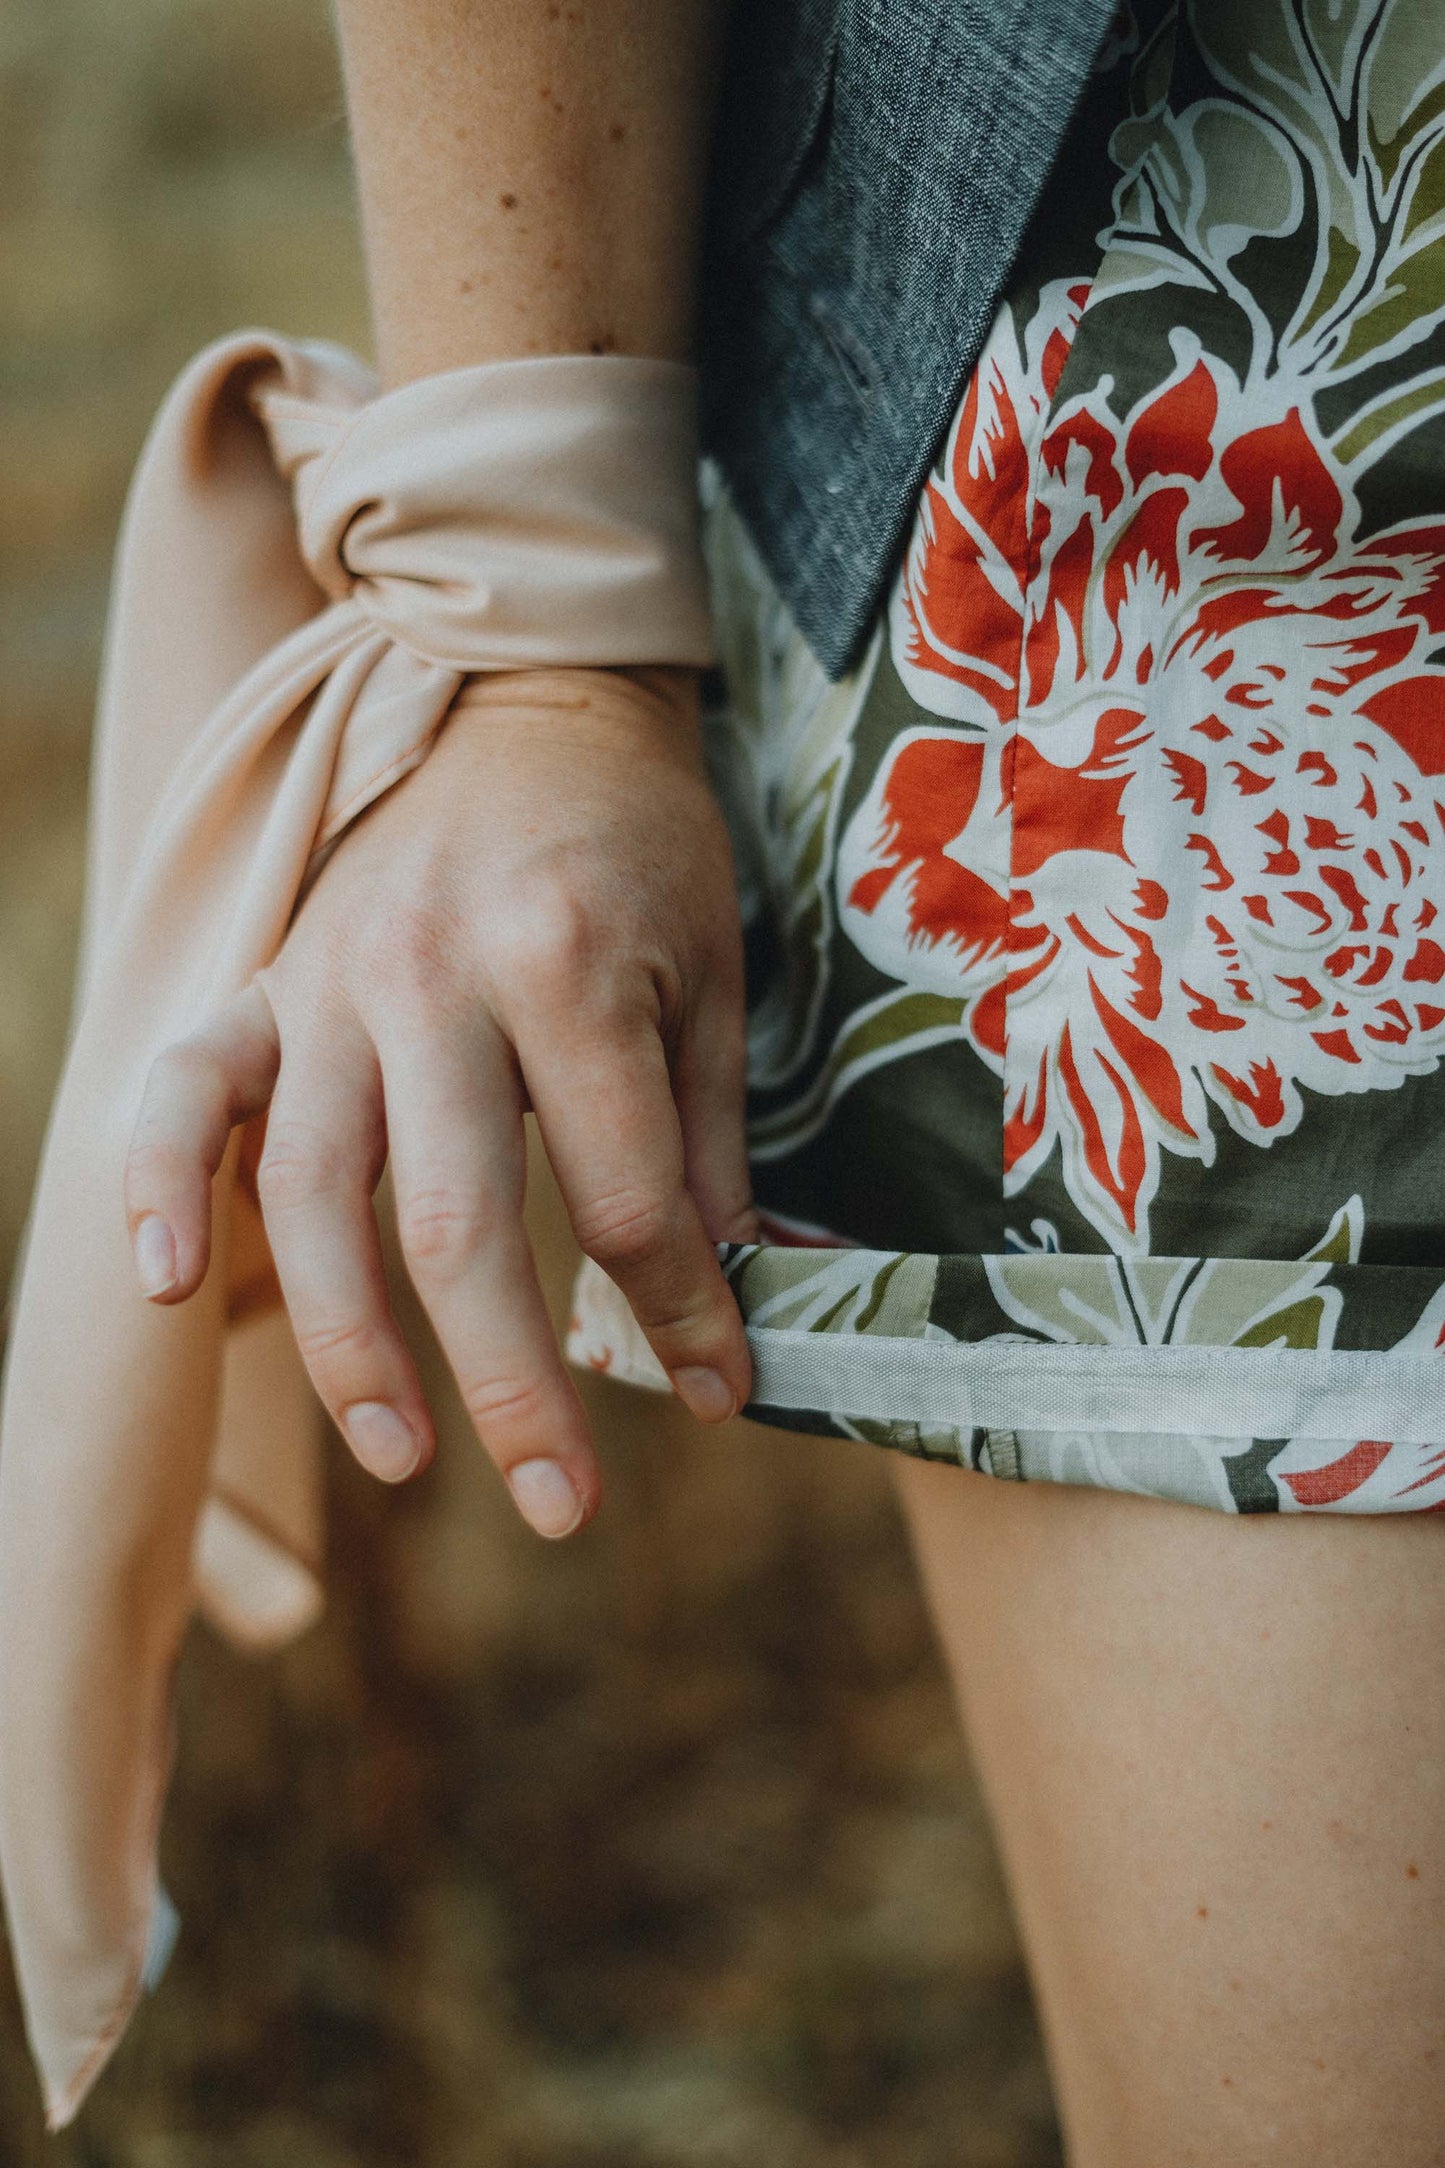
0, 2, 1057, 2160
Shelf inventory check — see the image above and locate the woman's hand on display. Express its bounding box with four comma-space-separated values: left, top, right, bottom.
123, 666, 759, 1537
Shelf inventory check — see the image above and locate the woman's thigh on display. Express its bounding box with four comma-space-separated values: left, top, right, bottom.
891, 1454, 1445, 2168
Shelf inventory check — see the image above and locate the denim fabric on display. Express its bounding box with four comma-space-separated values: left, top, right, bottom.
698, 0, 1114, 679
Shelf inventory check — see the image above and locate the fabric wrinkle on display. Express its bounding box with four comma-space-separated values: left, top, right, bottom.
0, 327, 714, 2124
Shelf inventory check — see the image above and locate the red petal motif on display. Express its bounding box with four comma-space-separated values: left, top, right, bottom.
1125, 360, 1218, 485
1208, 1059, 1285, 1126
1103, 487, 1190, 675
1281, 1439, 1391, 1507
1043, 407, 1124, 516
1012, 736, 1130, 877
1056, 1025, 1148, 1231
1192, 409, 1344, 568
844, 735, 1006, 959
876, 304, 1445, 1247
1025, 512, 1095, 705
1359, 677, 1445, 777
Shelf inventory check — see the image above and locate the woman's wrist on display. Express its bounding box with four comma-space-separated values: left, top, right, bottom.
253, 341, 715, 691
446, 663, 707, 766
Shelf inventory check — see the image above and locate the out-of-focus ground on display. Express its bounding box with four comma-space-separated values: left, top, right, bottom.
0, 4, 1057, 2161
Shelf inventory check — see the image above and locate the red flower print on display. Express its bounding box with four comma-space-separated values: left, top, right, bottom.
837, 726, 1011, 1065
844, 282, 1445, 1248
891, 282, 1087, 727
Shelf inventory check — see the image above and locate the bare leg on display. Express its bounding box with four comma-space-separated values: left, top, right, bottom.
891, 1455, 1445, 2167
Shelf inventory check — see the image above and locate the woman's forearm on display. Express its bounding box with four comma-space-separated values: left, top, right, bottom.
334, 0, 726, 383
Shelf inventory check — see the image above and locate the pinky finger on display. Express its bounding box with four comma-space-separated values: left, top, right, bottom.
124, 981, 281, 1302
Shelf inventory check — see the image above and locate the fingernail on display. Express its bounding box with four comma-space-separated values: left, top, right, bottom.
344, 1401, 422, 1483
134, 1214, 177, 1299
671, 1365, 737, 1423
507, 1457, 584, 1539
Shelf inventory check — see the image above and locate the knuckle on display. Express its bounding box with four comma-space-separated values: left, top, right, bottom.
146, 1037, 223, 1107
637, 1289, 719, 1343
460, 1371, 551, 1433
292, 1313, 382, 1372
396, 1185, 494, 1277
124, 1136, 185, 1191
572, 1189, 674, 1272
494, 881, 597, 992
373, 900, 455, 989
256, 1120, 344, 1211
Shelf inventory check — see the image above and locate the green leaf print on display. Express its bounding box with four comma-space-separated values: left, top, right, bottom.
1232, 1296, 1332, 1350
1094, 0, 1445, 444
1368, 0, 1445, 190
1401, 127, 1445, 242
1335, 240, 1445, 372
1331, 364, 1445, 463
702, 483, 880, 1094
723, 1243, 940, 1340
1302, 1197, 1365, 1269
983, 1201, 1364, 1353
747, 988, 968, 1158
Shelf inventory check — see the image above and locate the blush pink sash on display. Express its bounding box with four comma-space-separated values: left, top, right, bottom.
0, 331, 712, 2125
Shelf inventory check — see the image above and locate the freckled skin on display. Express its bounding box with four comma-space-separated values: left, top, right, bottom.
334, 0, 724, 384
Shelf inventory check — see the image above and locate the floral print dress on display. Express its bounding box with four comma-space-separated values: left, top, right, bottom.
570, 0, 1445, 1515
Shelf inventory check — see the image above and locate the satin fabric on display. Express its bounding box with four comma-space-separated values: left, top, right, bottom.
0, 331, 712, 2126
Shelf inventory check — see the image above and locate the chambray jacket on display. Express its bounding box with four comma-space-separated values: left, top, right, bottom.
698, 0, 1115, 678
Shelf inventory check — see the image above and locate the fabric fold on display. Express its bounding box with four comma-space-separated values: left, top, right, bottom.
0, 329, 713, 2126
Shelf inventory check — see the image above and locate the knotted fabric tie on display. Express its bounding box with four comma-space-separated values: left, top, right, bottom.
0, 331, 714, 2127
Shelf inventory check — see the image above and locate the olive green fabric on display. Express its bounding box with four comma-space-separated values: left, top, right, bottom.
693, 0, 1445, 1514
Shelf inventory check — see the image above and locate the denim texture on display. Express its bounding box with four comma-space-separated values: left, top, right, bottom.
698, 0, 1114, 679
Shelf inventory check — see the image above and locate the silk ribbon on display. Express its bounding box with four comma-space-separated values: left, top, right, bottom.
0, 330, 713, 2125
